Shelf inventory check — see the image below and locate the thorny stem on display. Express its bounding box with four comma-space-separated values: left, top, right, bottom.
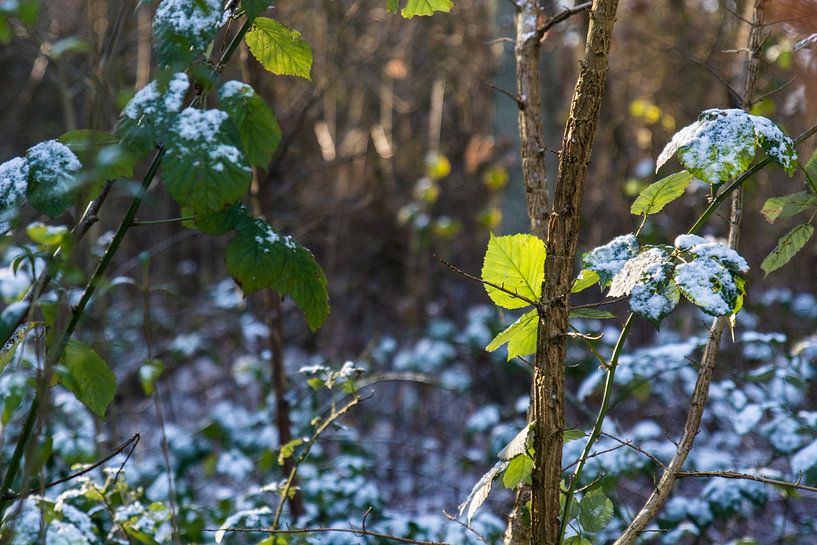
558, 313, 633, 544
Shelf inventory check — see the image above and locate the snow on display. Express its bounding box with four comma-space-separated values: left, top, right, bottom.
26, 140, 81, 182
749, 114, 797, 172
220, 80, 254, 100
791, 438, 817, 477
0, 156, 29, 219
658, 108, 755, 183
675, 234, 749, 274
674, 257, 737, 316
173, 108, 229, 142
582, 233, 639, 284
122, 73, 188, 121
154, 0, 224, 54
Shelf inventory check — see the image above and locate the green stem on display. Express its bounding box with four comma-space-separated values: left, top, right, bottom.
0, 397, 38, 520
689, 123, 817, 234
558, 313, 634, 544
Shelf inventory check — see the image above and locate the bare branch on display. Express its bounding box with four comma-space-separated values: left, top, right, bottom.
535, 1, 592, 41
676, 470, 817, 494
433, 255, 541, 309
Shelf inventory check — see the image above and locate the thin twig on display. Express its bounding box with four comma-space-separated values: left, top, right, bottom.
570, 296, 627, 311
676, 470, 817, 494
485, 83, 524, 108
433, 255, 541, 309
2, 434, 140, 501
535, 1, 592, 40
601, 432, 666, 468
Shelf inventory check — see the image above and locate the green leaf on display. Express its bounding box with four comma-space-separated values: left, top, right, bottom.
564, 537, 592, 545
26, 221, 68, 247
630, 171, 693, 215
804, 149, 817, 188
219, 81, 282, 168
563, 428, 586, 443
278, 438, 304, 465
486, 308, 538, 361
59, 129, 137, 182
386, 0, 399, 12
571, 269, 600, 293
502, 454, 533, 489
579, 488, 614, 533
153, 0, 222, 67
26, 140, 81, 217
138, 358, 164, 396
61, 339, 116, 418
162, 108, 252, 215
568, 308, 615, 319
657, 109, 756, 184
191, 203, 248, 235
401, 0, 454, 17
226, 217, 329, 331
242, 0, 271, 19
761, 224, 814, 276
761, 192, 817, 223
245, 17, 313, 80
481, 233, 545, 309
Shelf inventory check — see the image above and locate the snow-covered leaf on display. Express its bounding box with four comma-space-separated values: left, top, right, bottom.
485, 308, 538, 360
153, 0, 223, 66
245, 17, 313, 80
26, 140, 81, 217
219, 80, 282, 168
225, 217, 329, 331
0, 156, 29, 232
630, 276, 679, 327
673, 257, 739, 316
161, 108, 251, 215
116, 73, 190, 154
761, 191, 817, 223
609, 247, 671, 298
750, 114, 797, 175
481, 233, 545, 309
657, 109, 756, 184
674, 234, 749, 275
582, 234, 639, 287
630, 171, 693, 216
761, 224, 814, 276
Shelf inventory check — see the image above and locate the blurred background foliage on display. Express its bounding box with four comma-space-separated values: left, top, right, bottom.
1, 0, 817, 544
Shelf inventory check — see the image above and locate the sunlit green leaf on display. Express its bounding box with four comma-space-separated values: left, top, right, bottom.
486, 309, 538, 360
401, 0, 453, 17
502, 454, 533, 489
481, 233, 545, 309
761, 191, 817, 223
761, 224, 814, 276
245, 17, 313, 80
630, 171, 693, 215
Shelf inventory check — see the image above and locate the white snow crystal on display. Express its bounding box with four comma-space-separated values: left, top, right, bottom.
674, 257, 736, 316
583, 233, 639, 284
122, 73, 189, 121
0, 156, 29, 207
220, 80, 254, 100
674, 234, 749, 275
154, 0, 224, 54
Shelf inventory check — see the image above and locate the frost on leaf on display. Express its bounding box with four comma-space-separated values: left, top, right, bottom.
657, 109, 756, 184
26, 140, 81, 217
610, 248, 679, 326
153, 0, 224, 66
0, 156, 29, 233
673, 257, 739, 317
657, 108, 798, 183
582, 233, 639, 286
161, 108, 251, 215
674, 234, 749, 275
117, 73, 189, 154
749, 114, 797, 175
609, 247, 670, 298
219, 80, 282, 168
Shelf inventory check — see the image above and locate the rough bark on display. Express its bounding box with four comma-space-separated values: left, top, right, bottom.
529, 1, 621, 544
612, 3, 765, 544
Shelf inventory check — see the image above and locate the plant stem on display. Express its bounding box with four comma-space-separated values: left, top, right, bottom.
0, 397, 39, 519
558, 313, 633, 544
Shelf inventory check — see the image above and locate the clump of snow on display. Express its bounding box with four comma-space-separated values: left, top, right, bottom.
26, 140, 81, 182
122, 73, 189, 122
154, 0, 224, 57
674, 234, 749, 274
582, 233, 639, 285
0, 156, 29, 217
219, 80, 254, 100
173, 108, 229, 142
749, 114, 797, 173
630, 280, 679, 325
673, 257, 737, 316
